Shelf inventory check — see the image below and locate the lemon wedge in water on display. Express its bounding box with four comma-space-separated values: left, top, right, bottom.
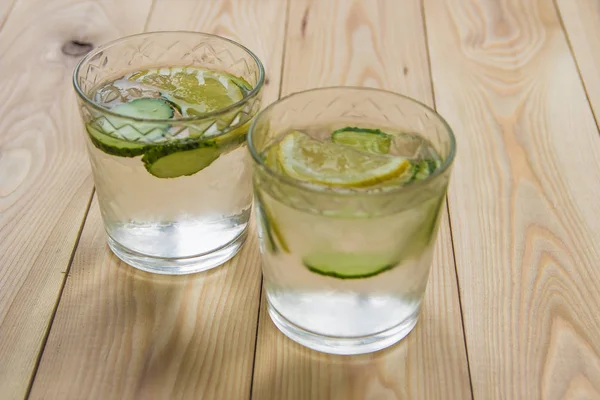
276, 131, 411, 187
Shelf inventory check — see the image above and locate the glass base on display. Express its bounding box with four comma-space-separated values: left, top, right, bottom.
267, 299, 418, 355
107, 228, 247, 275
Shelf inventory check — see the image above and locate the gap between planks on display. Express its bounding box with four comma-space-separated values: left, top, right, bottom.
248, 1, 292, 398
22, 4, 158, 397
551, 0, 600, 137
23, 190, 95, 400
419, 0, 475, 397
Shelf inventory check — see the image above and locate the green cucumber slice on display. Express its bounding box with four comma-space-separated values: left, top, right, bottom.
142, 140, 219, 178
140, 115, 250, 179
113, 98, 174, 120
412, 159, 440, 181
303, 252, 396, 279
101, 98, 174, 142
87, 98, 175, 157
331, 126, 392, 154
160, 97, 183, 116
86, 124, 148, 157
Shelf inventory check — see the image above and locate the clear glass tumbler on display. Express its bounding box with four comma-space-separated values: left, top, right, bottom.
74, 32, 264, 274
249, 87, 456, 354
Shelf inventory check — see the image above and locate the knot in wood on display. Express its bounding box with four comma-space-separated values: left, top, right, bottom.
62, 40, 94, 57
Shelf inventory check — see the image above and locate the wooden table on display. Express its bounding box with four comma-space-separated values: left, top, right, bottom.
1, 0, 600, 398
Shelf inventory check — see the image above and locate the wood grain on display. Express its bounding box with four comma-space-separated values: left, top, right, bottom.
30, 200, 263, 400
251, 1, 472, 399
424, 0, 600, 398
145, 0, 285, 106
555, 0, 600, 128
0, 0, 152, 398
29, 1, 288, 399
0, 0, 17, 32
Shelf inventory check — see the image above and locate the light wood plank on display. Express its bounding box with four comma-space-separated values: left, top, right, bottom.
0, 1, 152, 398
0, 0, 17, 32
251, 1, 472, 399
30, 201, 263, 400
424, 0, 600, 398
145, 0, 284, 106
29, 1, 288, 398
555, 0, 600, 128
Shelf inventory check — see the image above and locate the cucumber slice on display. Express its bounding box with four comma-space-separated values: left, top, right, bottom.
101, 98, 174, 142
331, 126, 392, 154
87, 98, 175, 157
412, 159, 440, 181
160, 97, 183, 116
140, 114, 250, 179
86, 124, 148, 157
113, 98, 174, 120
142, 140, 219, 178
303, 252, 396, 279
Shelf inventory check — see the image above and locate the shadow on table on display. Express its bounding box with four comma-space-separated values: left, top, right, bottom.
37, 228, 262, 399
104, 240, 260, 398
251, 303, 463, 400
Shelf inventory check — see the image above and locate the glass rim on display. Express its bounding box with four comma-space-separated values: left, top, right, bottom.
248, 86, 457, 197
73, 30, 265, 123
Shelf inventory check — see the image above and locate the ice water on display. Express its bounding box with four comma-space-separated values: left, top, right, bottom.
254, 125, 446, 352
86, 67, 255, 272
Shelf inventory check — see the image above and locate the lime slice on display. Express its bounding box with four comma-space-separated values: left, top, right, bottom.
331, 127, 392, 154
212, 119, 251, 149
173, 75, 242, 112
277, 131, 411, 187
303, 252, 396, 279
133, 69, 244, 115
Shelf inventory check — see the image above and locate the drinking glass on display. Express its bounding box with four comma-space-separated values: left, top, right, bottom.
248, 87, 456, 354
74, 32, 264, 274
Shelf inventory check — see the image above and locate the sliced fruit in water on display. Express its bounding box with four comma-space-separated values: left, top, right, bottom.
174, 75, 242, 113
112, 97, 175, 120
136, 72, 176, 91
86, 124, 148, 157
132, 69, 245, 115
255, 192, 290, 254
277, 131, 411, 187
160, 97, 183, 116
142, 140, 220, 178
213, 119, 251, 147
92, 68, 254, 176
375, 158, 442, 188
100, 98, 174, 142
141, 119, 250, 179
229, 75, 253, 92
331, 126, 392, 154
412, 159, 440, 181
263, 143, 284, 173
303, 252, 396, 279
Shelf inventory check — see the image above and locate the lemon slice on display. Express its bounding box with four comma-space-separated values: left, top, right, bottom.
277, 131, 411, 187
